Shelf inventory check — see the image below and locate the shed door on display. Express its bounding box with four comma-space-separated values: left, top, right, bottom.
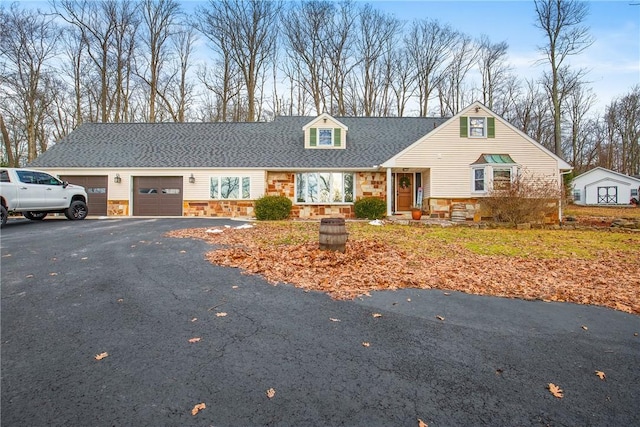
133, 176, 183, 216
60, 175, 108, 216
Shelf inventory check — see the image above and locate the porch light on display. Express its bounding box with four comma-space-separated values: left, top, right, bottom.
114, 174, 121, 184
189, 173, 195, 184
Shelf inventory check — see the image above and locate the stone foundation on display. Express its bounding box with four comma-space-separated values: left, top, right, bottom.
107, 200, 129, 216
183, 200, 254, 218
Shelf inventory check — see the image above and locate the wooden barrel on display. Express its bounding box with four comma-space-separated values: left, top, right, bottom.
319, 218, 348, 253
451, 203, 467, 222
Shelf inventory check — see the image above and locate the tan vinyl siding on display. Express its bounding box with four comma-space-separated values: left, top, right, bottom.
38, 168, 267, 203
393, 116, 560, 198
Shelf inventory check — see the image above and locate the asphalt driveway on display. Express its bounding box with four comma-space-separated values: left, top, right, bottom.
1, 217, 639, 426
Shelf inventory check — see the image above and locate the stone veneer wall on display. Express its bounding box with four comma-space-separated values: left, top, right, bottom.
107, 200, 129, 216
183, 201, 254, 217
426, 197, 559, 223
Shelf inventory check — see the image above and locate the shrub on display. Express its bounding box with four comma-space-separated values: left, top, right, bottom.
479, 170, 562, 225
254, 195, 292, 220
354, 197, 387, 219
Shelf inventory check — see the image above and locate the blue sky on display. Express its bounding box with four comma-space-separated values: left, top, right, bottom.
13, 0, 640, 114
370, 0, 640, 113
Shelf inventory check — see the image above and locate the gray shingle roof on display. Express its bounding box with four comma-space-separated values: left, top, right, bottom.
29, 116, 448, 169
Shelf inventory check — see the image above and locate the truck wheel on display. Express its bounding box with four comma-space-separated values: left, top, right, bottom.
23, 211, 48, 220
1, 206, 7, 227
65, 200, 88, 220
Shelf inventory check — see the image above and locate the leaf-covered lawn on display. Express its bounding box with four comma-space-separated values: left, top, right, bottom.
167, 222, 640, 315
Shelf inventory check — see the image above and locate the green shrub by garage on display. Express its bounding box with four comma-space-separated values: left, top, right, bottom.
354, 197, 386, 220
254, 195, 292, 220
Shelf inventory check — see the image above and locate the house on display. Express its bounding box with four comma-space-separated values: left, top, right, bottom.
29, 102, 572, 221
571, 167, 640, 206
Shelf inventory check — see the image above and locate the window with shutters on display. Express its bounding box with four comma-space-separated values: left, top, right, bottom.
308, 127, 343, 148
460, 116, 495, 139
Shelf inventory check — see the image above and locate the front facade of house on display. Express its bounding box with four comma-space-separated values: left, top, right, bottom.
29, 102, 571, 221
572, 167, 640, 205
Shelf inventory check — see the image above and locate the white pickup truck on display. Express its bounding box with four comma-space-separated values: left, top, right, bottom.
0, 168, 89, 227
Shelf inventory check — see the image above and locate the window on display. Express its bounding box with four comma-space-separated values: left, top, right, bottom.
469, 117, 486, 137
210, 176, 251, 200
573, 189, 581, 201
493, 169, 512, 190
474, 169, 485, 192
16, 170, 61, 185
0, 170, 9, 182
460, 117, 495, 138
296, 172, 354, 204
471, 166, 516, 193
318, 129, 333, 146
308, 127, 342, 148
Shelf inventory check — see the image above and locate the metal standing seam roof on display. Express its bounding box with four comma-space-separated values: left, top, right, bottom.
472, 154, 516, 165
28, 116, 448, 169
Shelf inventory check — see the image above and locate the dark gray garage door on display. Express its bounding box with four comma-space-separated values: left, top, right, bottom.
60, 175, 108, 216
133, 176, 183, 216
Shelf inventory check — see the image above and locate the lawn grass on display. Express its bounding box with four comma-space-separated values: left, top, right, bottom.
253, 220, 640, 262
564, 204, 640, 219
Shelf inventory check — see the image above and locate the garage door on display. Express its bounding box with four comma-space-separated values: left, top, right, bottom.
133, 176, 183, 216
60, 175, 108, 216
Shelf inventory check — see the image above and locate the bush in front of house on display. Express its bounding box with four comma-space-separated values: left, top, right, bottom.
480, 170, 562, 225
354, 197, 387, 219
254, 195, 292, 220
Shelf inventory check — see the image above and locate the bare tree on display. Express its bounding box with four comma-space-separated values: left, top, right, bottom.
477, 35, 510, 110
353, 4, 402, 116
0, 4, 62, 162
605, 86, 640, 175
280, 0, 333, 115
437, 33, 477, 115
534, 0, 594, 157
196, 0, 282, 122
324, 0, 358, 116
562, 80, 596, 171
137, 0, 181, 122
404, 19, 457, 116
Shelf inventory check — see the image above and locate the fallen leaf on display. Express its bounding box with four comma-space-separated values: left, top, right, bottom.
117, 298, 124, 303
191, 317, 198, 322
216, 312, 227, 317
372, 313, 382, 318
26, 274, 34, 278
179, 250, 186, 253
443, 292, 450, 296
595, 371, 606, 380
436, 315, 445, 321
634, 332, 638, 337
418, 419, 428, 427
81, 257, 88, 260
329, 318, 341, 322
188, 337, 201, 343
266, 388, 276, 399
191, 402, 206, 415
1, 254, 12, 258
49, 272, 58, 276
232, 285, 239, 289
407, 298, 411, 302
362, 342, 370, 347
94, 352, 109, 360
548, 383, 563, 398
581, 325, 588, 330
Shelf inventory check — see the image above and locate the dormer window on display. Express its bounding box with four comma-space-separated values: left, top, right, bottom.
318, 129, 333, 146
303, 114, 348, 149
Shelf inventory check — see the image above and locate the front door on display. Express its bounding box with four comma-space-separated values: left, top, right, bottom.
396, 173, 412, 211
